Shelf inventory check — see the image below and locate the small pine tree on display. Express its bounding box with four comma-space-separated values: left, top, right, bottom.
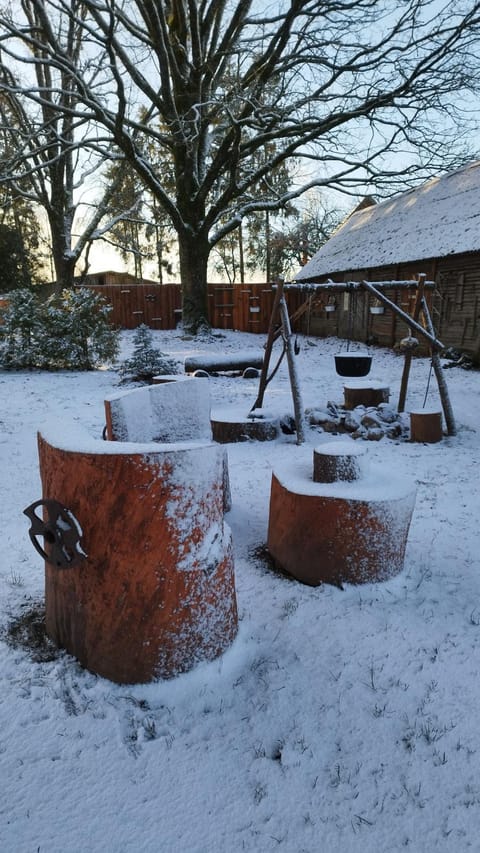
118, 324, 179, 382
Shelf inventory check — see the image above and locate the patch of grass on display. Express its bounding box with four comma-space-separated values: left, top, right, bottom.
2, 599, 60, 663
249, 544, 297, 582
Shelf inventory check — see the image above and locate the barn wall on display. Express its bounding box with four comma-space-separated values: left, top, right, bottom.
301, 254, 480, 358
434, 253, 480, 359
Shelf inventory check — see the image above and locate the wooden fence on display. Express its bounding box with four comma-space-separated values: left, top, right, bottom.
82, 281, 306, 334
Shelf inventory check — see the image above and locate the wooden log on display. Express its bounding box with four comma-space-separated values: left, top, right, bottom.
211, 415, 279, 443
37, 431, 238, 683
313, 443, 365, 483
420, 296, 457, 436
105, 380, 212, 443
398, 275, 425, 412
279, 294, 306, 444
252, 278, 285, 410
344, 382, 390, 410
105, 383, 232, 513
184, 352, 264, 374
410, 409, 443, 443
267, 460, 416, 586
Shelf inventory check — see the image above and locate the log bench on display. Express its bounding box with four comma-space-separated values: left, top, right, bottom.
184, 351, 264, 375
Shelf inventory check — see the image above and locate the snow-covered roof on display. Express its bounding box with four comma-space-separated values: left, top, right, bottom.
295, 160, 480, 280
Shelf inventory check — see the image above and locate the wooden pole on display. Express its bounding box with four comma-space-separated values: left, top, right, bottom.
421, 297, 457, 436
279, 292, 305, 445
398, 275, 425, 412
251, 278, 284, 411
361, 280, 445, 351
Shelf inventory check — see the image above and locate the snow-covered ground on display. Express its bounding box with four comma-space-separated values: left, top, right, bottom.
1, 329, 479, 853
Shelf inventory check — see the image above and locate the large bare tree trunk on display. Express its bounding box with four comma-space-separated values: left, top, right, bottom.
50, 232, 76, 293
178, 231, 211, 333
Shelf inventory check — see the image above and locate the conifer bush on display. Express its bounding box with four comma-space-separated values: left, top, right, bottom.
118, 323, 179, 382
0, 288, 42, 368
0, 287, 119, 370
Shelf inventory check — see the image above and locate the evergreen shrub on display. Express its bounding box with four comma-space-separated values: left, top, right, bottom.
118, 324, 179, 382
0, 287, 119, 370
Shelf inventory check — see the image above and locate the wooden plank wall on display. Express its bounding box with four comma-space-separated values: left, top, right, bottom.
304, 263, 436, 354
83, 283, 182, 330
81, 255, 480, 360
207, 282, 305, 332
83, 281, 305, 334
434, 253, 480, 359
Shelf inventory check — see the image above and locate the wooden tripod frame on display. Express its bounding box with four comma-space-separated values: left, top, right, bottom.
253, 275, 456, 439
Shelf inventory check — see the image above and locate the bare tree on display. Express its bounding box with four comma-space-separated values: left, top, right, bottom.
0, 5, 139, 291
1, 1, 480, 328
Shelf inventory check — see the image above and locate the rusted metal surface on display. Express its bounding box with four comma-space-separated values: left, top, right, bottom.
268, 451, 416, 587
37, 435, 238, 683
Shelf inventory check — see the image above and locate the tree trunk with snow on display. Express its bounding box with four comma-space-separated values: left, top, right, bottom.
178, 230, 211, 333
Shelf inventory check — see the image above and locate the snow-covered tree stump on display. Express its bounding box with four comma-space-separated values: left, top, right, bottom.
37, 427, 238, 683
344, 381, 390, 410
211, 414, 280, 443
268, 447, 416, 586
410, 409, 443, 443
313, 442, 365, 483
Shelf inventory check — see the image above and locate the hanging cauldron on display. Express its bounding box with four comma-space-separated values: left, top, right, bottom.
334, 353, 372, 377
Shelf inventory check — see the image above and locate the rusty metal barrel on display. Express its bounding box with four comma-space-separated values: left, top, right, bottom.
35, 426, 238, 683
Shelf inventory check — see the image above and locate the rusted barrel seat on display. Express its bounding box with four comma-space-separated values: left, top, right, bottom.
37, 424, 237, 683
105, 378, 231, 511
268, 442, 416, 586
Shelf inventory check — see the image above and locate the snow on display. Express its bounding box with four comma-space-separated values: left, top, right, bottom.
272, 449, 415, 502
296, 160, 480, 279
106, 377, 212, 443
1, 328, 480, 852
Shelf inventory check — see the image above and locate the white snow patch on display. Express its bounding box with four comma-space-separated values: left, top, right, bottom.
1, 329, 480, 853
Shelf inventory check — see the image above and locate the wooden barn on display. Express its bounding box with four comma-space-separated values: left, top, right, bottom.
76, 270, 160, 288
294, 161, 480, 360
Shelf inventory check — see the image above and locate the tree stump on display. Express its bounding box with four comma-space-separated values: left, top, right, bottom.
104, 382, 233, 513
211, 415, 279, 443
267, 453, 416, 586
37, 429, 238, 683
410, 409, 443, 443
313, 442, 365, 483
344, 381, 390, 410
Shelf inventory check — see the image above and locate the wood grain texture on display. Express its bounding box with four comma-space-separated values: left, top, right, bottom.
410, 411, 443, 443
267, 473, 415, 586
38, 435, 237, 683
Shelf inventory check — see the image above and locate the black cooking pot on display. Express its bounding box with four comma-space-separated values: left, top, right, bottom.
334, 354, 372, 377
